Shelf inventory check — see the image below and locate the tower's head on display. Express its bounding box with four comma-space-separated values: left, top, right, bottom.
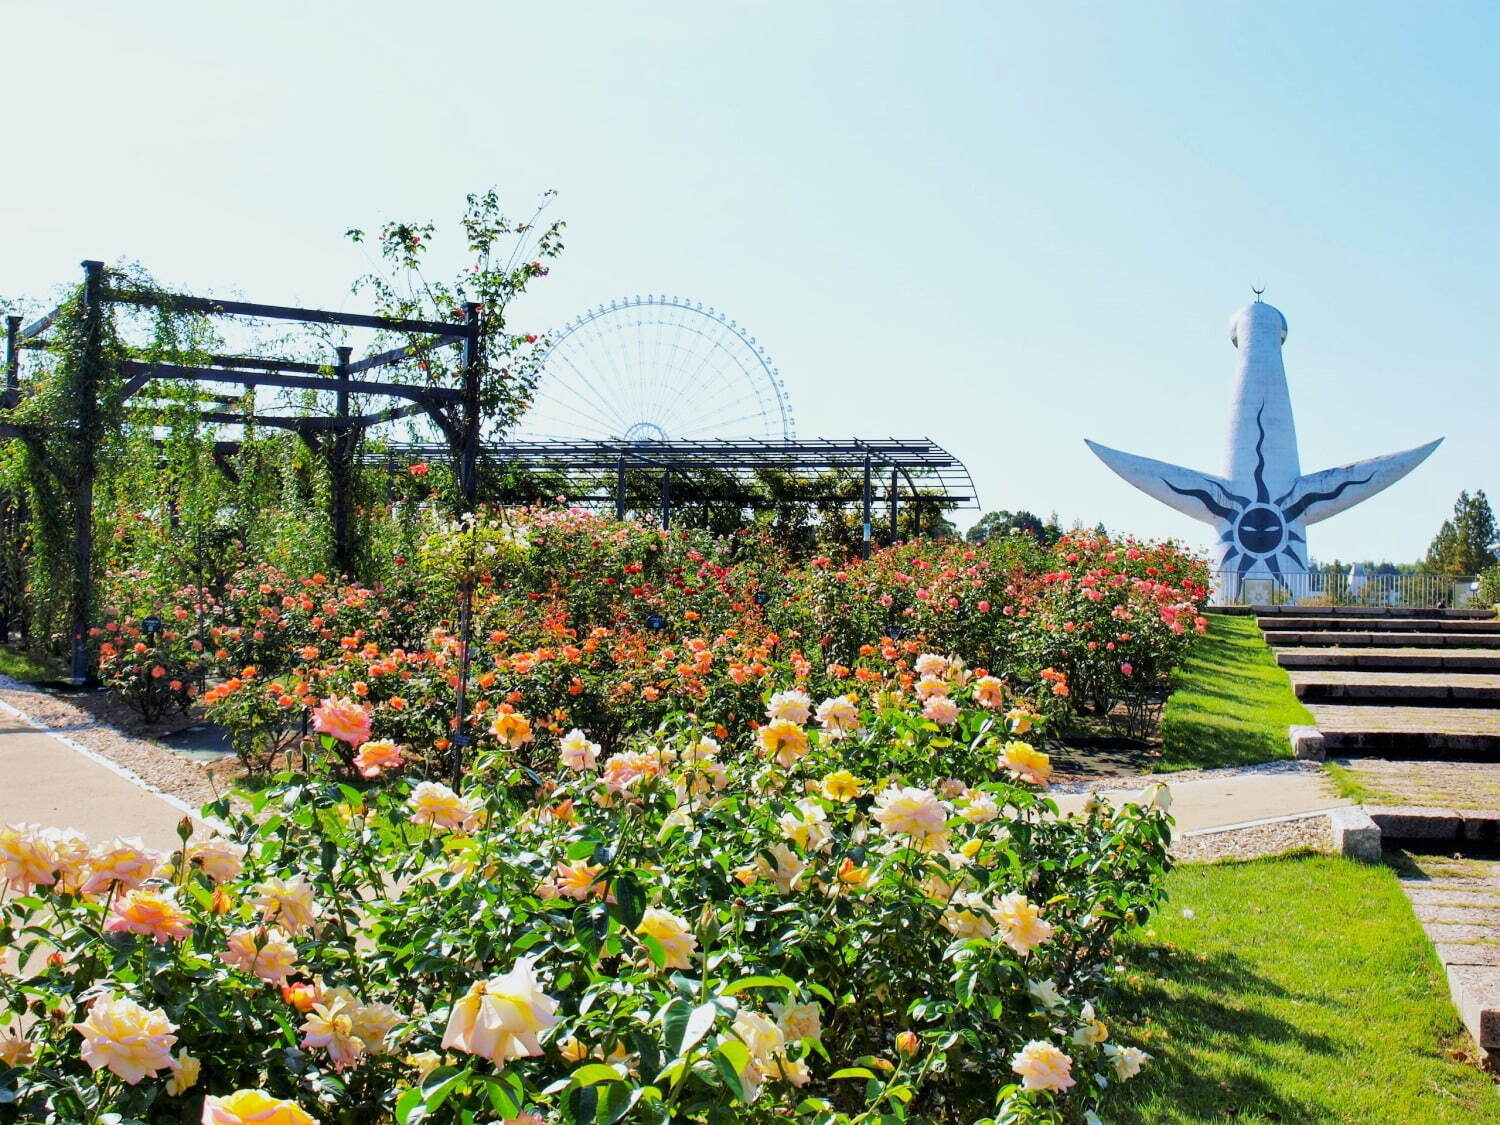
1229, 300, 1288, 349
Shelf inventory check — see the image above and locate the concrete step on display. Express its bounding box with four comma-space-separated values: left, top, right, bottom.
1257, 616, 1500, 633
1276, 648, 1500, 673
1292, 671, 1500, 706
1310, 704, 1500, 758
1251, 606, 1494, 619
1263, 631, 1500, 649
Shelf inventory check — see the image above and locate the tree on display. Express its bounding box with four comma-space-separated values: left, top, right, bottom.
1425, 490, 1498, 575
966, 509, 1046, 545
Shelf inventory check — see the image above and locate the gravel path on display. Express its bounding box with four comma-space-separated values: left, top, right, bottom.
1171, 813, 1334, 864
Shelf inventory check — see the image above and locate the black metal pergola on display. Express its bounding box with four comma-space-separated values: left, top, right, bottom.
367, 437, 978, 547
1, 260, 484, 684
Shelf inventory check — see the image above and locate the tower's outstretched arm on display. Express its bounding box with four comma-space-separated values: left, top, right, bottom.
1281, 438, 1443, 526
1084, 439, 1244, 526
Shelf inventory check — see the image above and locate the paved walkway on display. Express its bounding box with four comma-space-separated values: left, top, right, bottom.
1340, 758, 1500, 812
0, 703, 204, 851
1395, 850, 1500, 1058
1052, 762, 1350, 833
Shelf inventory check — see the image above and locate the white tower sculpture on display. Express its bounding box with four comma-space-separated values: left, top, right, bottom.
1087, 295, 1441, 580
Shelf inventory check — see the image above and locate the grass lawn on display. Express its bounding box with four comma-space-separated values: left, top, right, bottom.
1103, 854, 1497, 1123
1156, 613, 1313, 771
0, 643, 60, 683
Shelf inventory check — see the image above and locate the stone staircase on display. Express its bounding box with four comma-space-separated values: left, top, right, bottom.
1258, 606, 1500, 758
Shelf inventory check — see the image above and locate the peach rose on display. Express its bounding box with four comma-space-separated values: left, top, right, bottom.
311, 696, 372, 747
81, 838, 161, 895
635, 907, 698, 970
490, 711, 534, 749
1010, 1039, 1074, 1092
75, 993, 177, 1084
352, 740, 404, 779
105, 886, 193, 943
221, 926, 298, 984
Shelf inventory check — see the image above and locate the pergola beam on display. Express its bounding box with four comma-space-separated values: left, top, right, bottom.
120, 360, 463, 406
105, 287, 474, 339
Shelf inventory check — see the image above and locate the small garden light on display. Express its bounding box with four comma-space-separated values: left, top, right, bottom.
645, 613, 668, 631
142, 614, 162, 637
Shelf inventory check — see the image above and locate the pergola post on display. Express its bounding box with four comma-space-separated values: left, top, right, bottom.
330, 345, 354, 575
450, 301, 483, 785
660, 470, 672, 530
861, 453, 872, 559
889, 467, 899, 546
0, 317, 18, 644
457, 302, 482, 510
4, 315, 18, 398
69, 261, 105, 685
615, 455, 626, 520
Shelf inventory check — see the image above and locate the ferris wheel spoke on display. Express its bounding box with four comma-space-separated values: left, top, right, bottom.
673, 385, 773, 435
658, 341, 772, 436
529, 392, 625, 436
588, 316, 643, 429
546, 346, 638, 435
523, 297, 791, 443
644, 312, 699, 435
567, 325, 635, 434
652, 330, 742, 433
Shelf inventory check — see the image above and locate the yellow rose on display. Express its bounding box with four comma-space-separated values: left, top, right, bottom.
202, 1089, 319, 1124
757, 719, 810, 768
820, 771, 864, 802
165, 1051, 199, 1095
1010, 1039, 1074, 1092
994, 893, 1054, 955
635, 907, 699, 970
1000, 741, 1052, 786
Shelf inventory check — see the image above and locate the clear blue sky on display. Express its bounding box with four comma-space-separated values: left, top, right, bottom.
3, 1, 1494, 565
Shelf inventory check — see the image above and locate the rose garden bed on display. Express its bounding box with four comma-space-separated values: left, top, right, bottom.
1, 514, 1205, 1123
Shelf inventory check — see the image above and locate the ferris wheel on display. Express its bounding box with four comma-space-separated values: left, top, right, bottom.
515, 295, 795, 442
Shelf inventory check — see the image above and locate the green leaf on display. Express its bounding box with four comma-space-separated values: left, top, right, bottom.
681, 1002, 718, 1054
710, 1041, 748, 1103
830, 1067, 878, 1080
570, 1063, 627, 1087
421, 1065, 469, 1111
661, 997, 691, 1055
480, 1072, 524, 1118
395, 1087, 425, 1124
611, 871, 647, 929
574, 903, 609, 962
719, 974, 795, 996
638, 932, 666, 969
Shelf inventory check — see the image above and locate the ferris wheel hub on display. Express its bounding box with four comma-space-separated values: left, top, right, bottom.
624, 421, 669, 442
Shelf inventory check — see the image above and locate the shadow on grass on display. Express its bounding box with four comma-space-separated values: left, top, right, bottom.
1158, 709, 1290, 771
1103, 943, 1340, 1122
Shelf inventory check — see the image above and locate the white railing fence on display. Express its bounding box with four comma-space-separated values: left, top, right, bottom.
1208, 570, 1481, 609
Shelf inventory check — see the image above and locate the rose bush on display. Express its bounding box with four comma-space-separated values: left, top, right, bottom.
86, 509, 1208, 770
1, 674, 1172, 1123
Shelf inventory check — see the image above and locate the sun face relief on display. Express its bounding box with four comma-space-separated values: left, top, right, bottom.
1234, 505, 1284, 556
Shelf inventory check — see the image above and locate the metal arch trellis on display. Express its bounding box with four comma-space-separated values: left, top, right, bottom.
361, 437, 978, 550
0, 259, 488, 779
